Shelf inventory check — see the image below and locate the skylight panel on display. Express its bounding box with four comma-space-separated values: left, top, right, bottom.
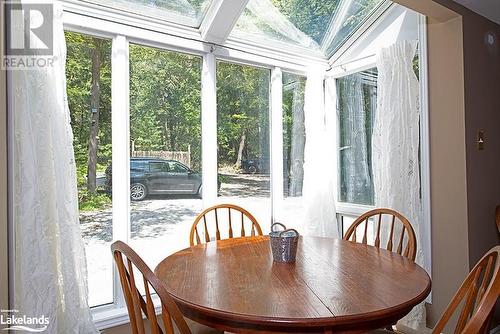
229, 0, 386, 58
83, 0, 213, 28
323, 0, 385, 57
230, 0, 326, 51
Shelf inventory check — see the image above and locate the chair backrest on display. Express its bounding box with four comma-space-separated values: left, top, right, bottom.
433, 246, 500, 334
343, 208, 417, 261
496, 205, 500, 234
189, 204, 263, 246
111, 241, 192, 334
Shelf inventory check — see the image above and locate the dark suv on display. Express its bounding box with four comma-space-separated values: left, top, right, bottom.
106, 158, 203, 201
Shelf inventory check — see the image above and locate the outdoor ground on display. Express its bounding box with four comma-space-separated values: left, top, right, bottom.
80, 173, 274, 307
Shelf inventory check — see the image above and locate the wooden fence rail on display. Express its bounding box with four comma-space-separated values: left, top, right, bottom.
131, 147, 191, 168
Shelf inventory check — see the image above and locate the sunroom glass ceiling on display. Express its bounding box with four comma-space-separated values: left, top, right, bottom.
230, 0, 386, 58
82, 0, 385, 59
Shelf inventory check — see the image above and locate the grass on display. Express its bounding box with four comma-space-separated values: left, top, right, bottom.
77, 162, 111, 212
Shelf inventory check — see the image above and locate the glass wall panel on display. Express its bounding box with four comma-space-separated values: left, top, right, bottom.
65, 32, 113, 307
336, 67, 377, 205
282, 72, 306, 198
86, 0, 212, 28
216, 61, 271, 231
281, 72, 306, 229
129, 44, 203, 269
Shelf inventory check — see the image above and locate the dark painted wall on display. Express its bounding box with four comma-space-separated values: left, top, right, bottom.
434, 0, 500, 266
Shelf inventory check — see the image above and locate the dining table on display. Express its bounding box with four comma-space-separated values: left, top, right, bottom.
155, 236, 431, 333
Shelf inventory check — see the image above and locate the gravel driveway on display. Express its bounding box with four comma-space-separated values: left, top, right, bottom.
80, 173, 270, 242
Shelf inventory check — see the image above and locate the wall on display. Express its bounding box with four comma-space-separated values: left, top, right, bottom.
425, 16, 470, 327
459, 4, 500, 269
0, 2, 9, 330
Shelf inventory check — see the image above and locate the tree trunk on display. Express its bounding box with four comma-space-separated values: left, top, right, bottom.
87, 38, 102, 193
235, 132, 246, 169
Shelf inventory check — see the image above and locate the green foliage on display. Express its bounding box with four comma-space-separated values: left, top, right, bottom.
76, 164, 111, 211
271, 0, 340, 43
216, 62, 270, 166
129, 44, 202, 170
66, 32, 112, 211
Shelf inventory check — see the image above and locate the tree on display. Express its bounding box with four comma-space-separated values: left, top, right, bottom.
87, 38, 102, 193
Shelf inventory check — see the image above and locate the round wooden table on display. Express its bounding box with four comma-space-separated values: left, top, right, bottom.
155, 236, 431, 333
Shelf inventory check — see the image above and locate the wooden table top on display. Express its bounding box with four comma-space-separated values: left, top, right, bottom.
155, 236, 431, 333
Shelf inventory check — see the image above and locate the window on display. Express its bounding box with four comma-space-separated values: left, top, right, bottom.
169, 162, 189, 173
149, 161, 169, 173
279, 71, 307, 229
282, 72, 306, 198
336, 68, 377, 206
65, 32, 114, 307
216, 61, 271, 227
131, 160, 148, 172
129, 44, 203, 270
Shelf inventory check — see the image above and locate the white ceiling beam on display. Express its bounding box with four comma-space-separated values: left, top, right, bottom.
200, 0, 250, 44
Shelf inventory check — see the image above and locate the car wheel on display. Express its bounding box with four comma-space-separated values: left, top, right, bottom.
197, 185, 203, 198
130, 183, 147, 201
248, 165, 257, 174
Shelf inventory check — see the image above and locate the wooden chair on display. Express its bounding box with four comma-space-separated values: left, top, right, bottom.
111, 241, 219, 334
343, 208, 417, 261
372, 246, 500, 334
432, 245, 500, 334
189, 204, 263, 246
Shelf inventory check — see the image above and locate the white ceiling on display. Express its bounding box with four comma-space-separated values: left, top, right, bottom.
452, 0, 500, 25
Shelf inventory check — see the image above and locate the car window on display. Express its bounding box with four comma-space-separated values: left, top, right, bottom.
168, 162, 189, 173
130, 161, 148, 172
149, 162, 169, 172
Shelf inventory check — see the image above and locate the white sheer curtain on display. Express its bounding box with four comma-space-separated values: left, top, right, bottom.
12, 2, 98, 333
303, 70, 338, 238
372, 40, 425, 330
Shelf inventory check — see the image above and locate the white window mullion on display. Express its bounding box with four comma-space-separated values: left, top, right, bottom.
270, 67, 283, 223
418, 13, 432, 284
201, 53, 218, 206
111, 35, 130, 308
